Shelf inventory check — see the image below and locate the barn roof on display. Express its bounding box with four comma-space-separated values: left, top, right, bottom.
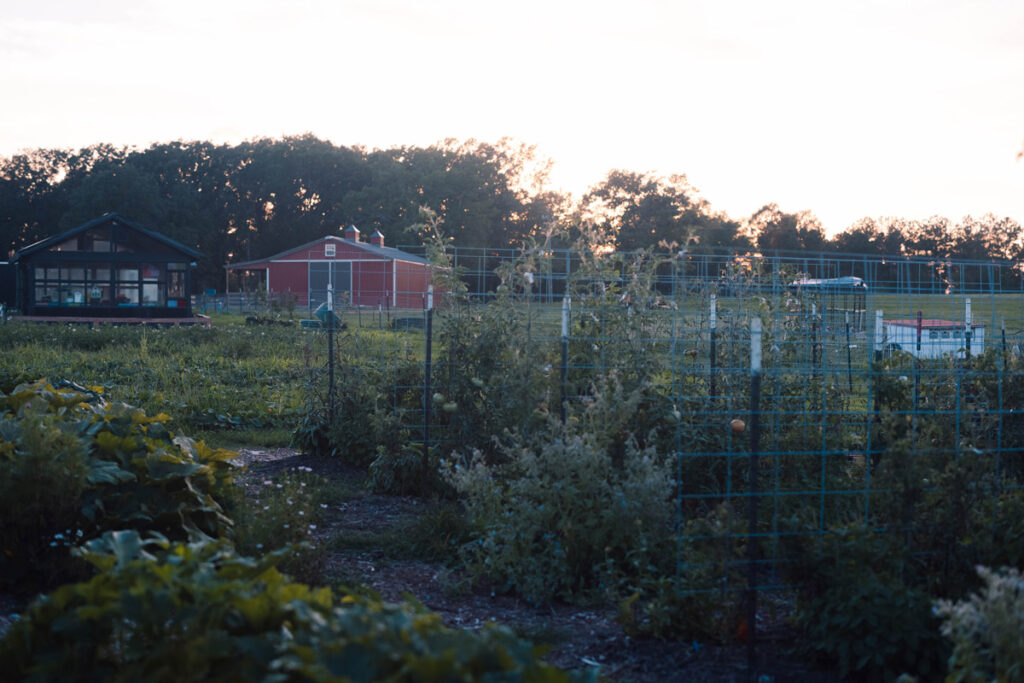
14, 212, 203, 261
886, 319, 983, 329
226, 234, 430, 269
789, 276, 867, 290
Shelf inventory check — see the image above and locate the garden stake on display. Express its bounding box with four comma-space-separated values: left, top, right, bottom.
914, 311, 922, 433
874, 309, 884, 362
327, 284, 336, 422
561, 296, 570, 424
811, 303, 819, 380
422, 286, 434, 496
965, 297, 972, 360
746, 317, 763, 676
845, 311, 853, 392
709, 294, 717, 402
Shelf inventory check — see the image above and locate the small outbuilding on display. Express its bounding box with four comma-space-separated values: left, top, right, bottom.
789, 276, 868, 331
879, 318, 984, 359
11, 213, 202, 319
225, 226, 437, 311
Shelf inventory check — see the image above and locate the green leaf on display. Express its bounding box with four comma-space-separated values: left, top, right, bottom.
87, 458, 136, 485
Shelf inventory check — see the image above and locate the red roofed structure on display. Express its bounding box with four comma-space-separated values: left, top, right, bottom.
225, 227, 437, 312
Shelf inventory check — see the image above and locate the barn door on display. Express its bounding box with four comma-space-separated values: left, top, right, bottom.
309, 262, 352, 312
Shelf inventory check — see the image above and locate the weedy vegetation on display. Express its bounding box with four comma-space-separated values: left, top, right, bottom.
4, 233, 1024, 680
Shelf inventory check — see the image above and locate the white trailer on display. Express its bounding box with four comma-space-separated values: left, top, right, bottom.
878, 318, 984, 359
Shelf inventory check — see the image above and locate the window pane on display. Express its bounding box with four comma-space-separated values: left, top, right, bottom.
114, 230, 174, 254
118, 268, 139, 282
88, 284, 111, 305
65, 267, 85, 281
35, 284, 58, 304
116, 284, 139, 305
142, 283, 164, 306
89, 266, 111, 281
57, 285, 85, 305
82, 226, 112, 252
168, 271, 185, 298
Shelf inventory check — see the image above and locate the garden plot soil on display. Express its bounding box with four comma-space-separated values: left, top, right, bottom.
238, 448, 840, 683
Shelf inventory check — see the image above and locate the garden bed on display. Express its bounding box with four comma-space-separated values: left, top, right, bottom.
234, 448, 840, 682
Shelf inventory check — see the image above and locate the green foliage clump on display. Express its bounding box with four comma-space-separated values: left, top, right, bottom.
0, 324, 308, 433
0, 531, 581, 683
445, 382, 674, 605
788, 526, 948, 681
0, 379, 235, 592
368, 441, 435, 496
866, 438, 1024, 598
226, 465, 327, 584
292, 338, 422, 469
935, 565, 1024, 683
620, 503, 747, 642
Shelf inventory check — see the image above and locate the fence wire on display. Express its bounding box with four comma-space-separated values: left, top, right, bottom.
327, 247, 1024, 623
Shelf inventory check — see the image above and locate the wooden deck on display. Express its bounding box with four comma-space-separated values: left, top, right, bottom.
12, 314, 211, 327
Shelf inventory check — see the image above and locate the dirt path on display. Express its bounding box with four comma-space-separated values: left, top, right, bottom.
239, 449, 839, 682
0, 448, 837, 681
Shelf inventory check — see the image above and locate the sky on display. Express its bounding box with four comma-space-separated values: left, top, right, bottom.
1, 0, 1023, 234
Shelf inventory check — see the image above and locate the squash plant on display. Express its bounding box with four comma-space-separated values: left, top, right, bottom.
0, 379, 236, 592
0, 531, 583, 683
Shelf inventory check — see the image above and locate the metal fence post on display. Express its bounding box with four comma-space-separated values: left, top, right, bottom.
422, 285, 434, 495
709, 294, 717, 402
914, 310, 922, 428
874, 309, 884, 362
561, 296, 570, 424
746, 317, 763, 675
327, 284, 336, 422
965, 297, 972, 359
845, 311, 854, 392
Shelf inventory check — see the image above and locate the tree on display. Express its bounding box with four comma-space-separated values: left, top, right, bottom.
831, 218, 885, 255
580, 171, 740, 252
747, 204, 827, 253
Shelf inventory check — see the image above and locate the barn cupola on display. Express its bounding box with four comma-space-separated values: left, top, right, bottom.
344, 225, 361, 242
370, 230, 385, 247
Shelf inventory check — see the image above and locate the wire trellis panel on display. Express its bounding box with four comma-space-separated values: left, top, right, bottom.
340, 248, 1024, 623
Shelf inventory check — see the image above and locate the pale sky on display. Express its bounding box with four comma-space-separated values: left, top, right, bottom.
1, 0, 1022, 234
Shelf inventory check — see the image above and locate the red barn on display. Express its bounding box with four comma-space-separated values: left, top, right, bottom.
225, 226, 437, 311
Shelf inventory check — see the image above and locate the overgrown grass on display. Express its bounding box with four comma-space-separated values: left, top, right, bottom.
200, 427, 294, 450
0, 323, 311, 434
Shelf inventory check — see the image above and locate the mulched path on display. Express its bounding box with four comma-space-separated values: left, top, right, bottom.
0, 447, 839, 681
238, 449, 840, 682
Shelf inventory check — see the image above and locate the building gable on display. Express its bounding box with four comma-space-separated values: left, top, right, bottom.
227, 235, 429, 269
15, 213, 202, 262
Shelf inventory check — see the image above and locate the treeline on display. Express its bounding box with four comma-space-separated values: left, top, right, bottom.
1, 135, 1021, 288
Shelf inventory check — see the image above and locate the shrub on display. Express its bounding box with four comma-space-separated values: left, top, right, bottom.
621, 503, 747, 642
0, 380, 236, 592
788, 526, 948, 681
444, 384, 674, 604
225, 465, 327, 584
0, 531, 582, 683
935, 565, 1024, 683
368, 441, 437, 496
